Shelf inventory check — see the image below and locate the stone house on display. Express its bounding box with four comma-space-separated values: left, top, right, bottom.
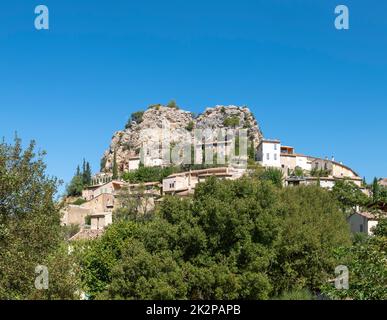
348, 211, 381, 235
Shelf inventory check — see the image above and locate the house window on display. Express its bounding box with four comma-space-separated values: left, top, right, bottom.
274, 144, 277, 150
274, 154, 277, 161
266, 153, 270, 160
360, 224, 363, 233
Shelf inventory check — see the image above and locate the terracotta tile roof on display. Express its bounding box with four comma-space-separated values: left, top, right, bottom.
69, 229, 105, 241
355, 211, 376, 219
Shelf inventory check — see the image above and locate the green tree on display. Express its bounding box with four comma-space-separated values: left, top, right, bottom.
80, 176, 350, 300
321, 235, 386, 300
270, 186, 351, 295
66, 174, 84, 197
114, 184, 155, 222
112, 151, 118, 180
127, 111, 144, 128
331, 180, 369, 214
80, 221, 140, 298
372, 177, 380, 202
260, 168, 284, 188
0, 137, 79, 299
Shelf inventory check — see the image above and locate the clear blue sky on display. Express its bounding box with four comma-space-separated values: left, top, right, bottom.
1, 0, 386, 194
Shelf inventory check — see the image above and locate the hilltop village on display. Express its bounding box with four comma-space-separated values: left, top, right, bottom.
62, 104, 384, 240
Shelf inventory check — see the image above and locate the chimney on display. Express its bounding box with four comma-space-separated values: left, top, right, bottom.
331, 156, 335, 162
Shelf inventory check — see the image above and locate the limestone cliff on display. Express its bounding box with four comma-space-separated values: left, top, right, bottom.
101, 104, 263, 172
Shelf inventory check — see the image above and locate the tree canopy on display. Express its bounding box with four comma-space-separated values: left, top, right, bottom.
0, 138, 79, 299
79, 176, 351, 299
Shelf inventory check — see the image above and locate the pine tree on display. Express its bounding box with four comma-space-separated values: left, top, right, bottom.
112, 151, 118, 180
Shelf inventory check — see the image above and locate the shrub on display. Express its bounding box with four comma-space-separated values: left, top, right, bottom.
166, 100, 179, 109
126, 111, 144, 128
223, 116, 240, 127
72, 198, 87, 206
186, 121, 194, 132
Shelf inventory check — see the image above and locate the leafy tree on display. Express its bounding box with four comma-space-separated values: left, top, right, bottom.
321, 235, 386, 300
270, 186, 351, 295
259, 168, 284, 188
80, 176, 351, 300
0, 137, 78, 299
373, 218, 387, 237
79, 221, 140, 298
331, 180, 369, 214
66, 174, 84, 197
127, 111, 144, 127
114, 184, 155, 222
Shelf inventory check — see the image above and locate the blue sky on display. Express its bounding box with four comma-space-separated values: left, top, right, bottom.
1, 0, 386, 194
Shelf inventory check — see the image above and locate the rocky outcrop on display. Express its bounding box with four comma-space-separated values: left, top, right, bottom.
195, 105, 262, 146
101, 104, 263, 172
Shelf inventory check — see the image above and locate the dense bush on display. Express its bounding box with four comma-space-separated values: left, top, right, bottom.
223, 116, 240, 127
79, 176, 351, 299
0, 138, 79, 299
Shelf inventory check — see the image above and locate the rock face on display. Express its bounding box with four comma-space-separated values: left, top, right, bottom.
195, 105, 262, 147
101, 105, 263, 172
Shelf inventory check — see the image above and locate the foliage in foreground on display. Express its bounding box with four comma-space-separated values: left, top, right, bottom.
0, 138, 79, 299
321, 219, 387, 300
80, 177, 351, 299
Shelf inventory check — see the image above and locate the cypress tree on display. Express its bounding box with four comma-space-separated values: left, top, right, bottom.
372, 177, 380, 203
85, 162, 92, 186
112, 151, 118, 180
